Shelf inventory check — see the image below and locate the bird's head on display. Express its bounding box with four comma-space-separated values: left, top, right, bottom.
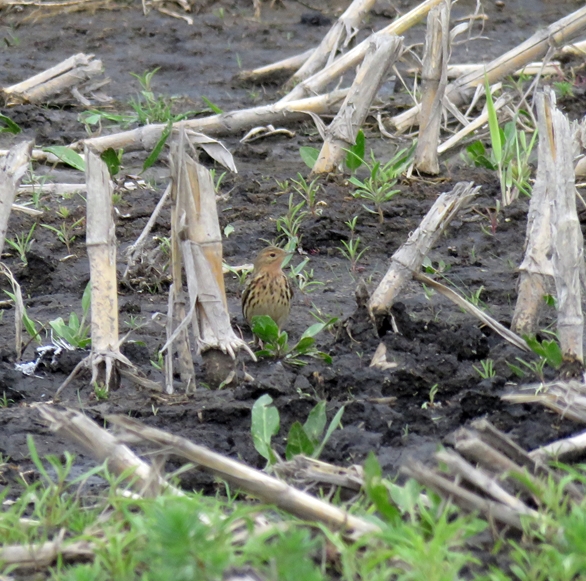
253, 246, 288, 272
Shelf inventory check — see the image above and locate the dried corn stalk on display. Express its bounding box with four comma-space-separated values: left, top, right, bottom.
163, 128, 254, 389
0, 140, 32, 256
414, 0, 450, 175
312, 35, 403, 174
82, 89, 348, 154
279, 0, 444, 104
56, 149, 161, 397
511, 92, 555, 336
286, 0, 377, 89
392, 5, 586, 132
545, 90, 584, 363
368, 181, 479, 315
2, 53, 105, 105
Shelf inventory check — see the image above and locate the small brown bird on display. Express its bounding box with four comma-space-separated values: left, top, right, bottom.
242, 246, 293, 331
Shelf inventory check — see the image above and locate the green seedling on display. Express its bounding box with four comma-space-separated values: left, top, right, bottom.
524, 335, 563, 370
0, 391, 14, 408
4, 289, 42, 347
348, 144, 414, 223
473, 359, 496, 379
466, 76, 537, 205
421, 384, 440, 409
251, 394, 345, 466
291, 173, 323, 216
251, 314, 336, 366
150, 350, 165, 371
42, 217, 84, 254
224, 262, 253, 285
43, 146, 85, 171
0, 114, 21, 134
289, 257, 323, 293
276, 194, 308, 250
49, 283, 91, 349
507, 356, 547, 381
6, 223, 37, 265
210, 168, 227, 193
93, 382, 109, 401
339, 237, 368, 273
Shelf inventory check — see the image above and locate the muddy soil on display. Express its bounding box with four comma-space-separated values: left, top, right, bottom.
0, 0, 585, 503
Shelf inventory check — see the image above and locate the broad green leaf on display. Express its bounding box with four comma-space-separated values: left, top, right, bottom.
345, 129, 365, 171
285, 421, 315, 460
484, 75, 502, 165
0, 114, 21, 134
69, 311, 80, 331
251, 315, 280, 343
303, 401, 327, 444
363, 451, 400, 523
294, 336, 315, 353
143, 119, 172, 172
202, 96, 223, 114
44, 146, 86, 171
22, 311, 40, 344
348, 176, 365, 188
300, 322, 326, 340
299, 146, 319, 169
251, 394, 280, 464
82, 282, 92, 315
101, 148, 122, 176
313, 405, 344, 458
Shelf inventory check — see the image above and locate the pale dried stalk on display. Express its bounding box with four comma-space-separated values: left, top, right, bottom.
502, 381, 586, 424
414, 273, 530, 353
442, 61, 561, 79
0, 140, 32, 256
55, 150, 162, 396
511, 92, 555, 336
85, 147, 120, 388
2, 53, 103, 104
368, 181, 479, 315
165, 131, 254, 371
236, 49, 313, 84
560, 39, 586, 56
414, 0, 450, 175
545, 89, 584, 362
392, 5, 586, 132
286, 0, 377, 88
279, 0, 444, 104
82, 89, 348, 153
36, 404, 182, 497
0, 537, 95, 570
531, 429, 586, 463
107, 414, 380, 537
401, 460, 523, 529
435, 449, 538, 517
0, 148, 61, 164
312, 36, 403, 174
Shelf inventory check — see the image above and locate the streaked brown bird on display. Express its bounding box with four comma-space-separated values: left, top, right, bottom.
242, 246, 293, 331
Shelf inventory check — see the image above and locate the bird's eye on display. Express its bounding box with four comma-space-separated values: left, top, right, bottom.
269, 252, 276, 258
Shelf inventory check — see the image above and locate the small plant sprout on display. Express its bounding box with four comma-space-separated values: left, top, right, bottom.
210, 169, 227, 193
289, 257, 324, 293
224, 262, 253, 286
6, 223, 37, 265
251, 314, 336, 366
49, 283, 91, 350
466, 76, 537, 206
93, 382, 109, 401
276, 194, 308, 250
251, 394, 345, 466
274, 178, 290, 194
339, 238, 368, 273
473, 359, 496, 379
421, 384, 440, 409
223, 224, 235, 238
42, 217, 85, 254
0, 391, 14, 408
348, 145, 413, 223
291, 173, 324, 216
150, 350, 165, 371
